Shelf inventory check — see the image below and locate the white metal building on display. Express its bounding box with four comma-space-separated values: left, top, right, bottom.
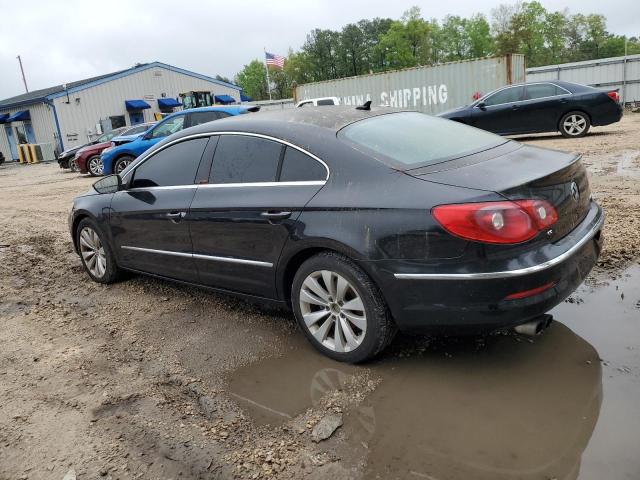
0, 61, 242, 161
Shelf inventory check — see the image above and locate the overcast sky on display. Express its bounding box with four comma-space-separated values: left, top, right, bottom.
1, 0, 638, 100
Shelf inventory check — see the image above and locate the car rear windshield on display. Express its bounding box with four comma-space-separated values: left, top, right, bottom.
339, 112, 506, 169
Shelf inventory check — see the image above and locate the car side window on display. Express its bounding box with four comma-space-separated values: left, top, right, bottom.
279, 147, 326, 182
525, 83, 563, 100
131, 138, 208, 188
210, 135, 283, 184
483, 86, 524, 106
189, 111, 225, 127
150, 115, 185, 139
316, 99, 335, 106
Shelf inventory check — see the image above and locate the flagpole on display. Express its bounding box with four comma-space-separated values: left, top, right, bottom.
263, 47, 272, 101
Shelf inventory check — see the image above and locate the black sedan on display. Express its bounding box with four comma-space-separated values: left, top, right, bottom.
69, 107, 604, 362
439, 80, 622, 138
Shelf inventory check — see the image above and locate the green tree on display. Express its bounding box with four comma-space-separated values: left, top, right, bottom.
234, 59, 268, 101
215, 74, 233, 84
439, 15, 469, 61
376, 7, 434, 69
466, 14, 494, 58
358, 18, 395, 72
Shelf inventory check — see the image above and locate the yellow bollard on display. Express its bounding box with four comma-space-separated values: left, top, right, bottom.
28, 144, 38, 163
17, 144, 26, 164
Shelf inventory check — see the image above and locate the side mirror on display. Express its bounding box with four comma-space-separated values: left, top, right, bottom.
142, 131, 153, 140
93, 174, 122, 194
476, 101, 486, 110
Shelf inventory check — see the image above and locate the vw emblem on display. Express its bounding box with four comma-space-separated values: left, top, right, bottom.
570, 181, 580, 202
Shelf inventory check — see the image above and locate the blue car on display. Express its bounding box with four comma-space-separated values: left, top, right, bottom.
101, 106, 258, 174
110, 122, 156, 146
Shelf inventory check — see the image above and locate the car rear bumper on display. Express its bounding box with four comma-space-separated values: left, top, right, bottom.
363, 201, 604, 334
593, 103, 623, 126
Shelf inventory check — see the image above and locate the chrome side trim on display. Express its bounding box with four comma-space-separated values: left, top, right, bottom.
121, 245, 273, 267
122, 245, 192, 258
125, 181, 326, 192
197, 180, 326, 189
192, 253, 273, 267
394, 214, 604, 280
122, 131, 330, 182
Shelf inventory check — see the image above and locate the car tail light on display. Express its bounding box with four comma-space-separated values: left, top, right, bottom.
432, 200, 558, 244
607, 91, 620, 102
504, 281, 556, 300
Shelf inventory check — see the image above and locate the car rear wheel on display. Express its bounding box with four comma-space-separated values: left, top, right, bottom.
559, 111, 590, 138
292, 251, 396, 363
87, 155, 103, 176
76, 218, 121, 284
113, 155, 135, 174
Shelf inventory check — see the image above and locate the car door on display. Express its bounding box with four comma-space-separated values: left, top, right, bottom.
519, 83, 571, 133
109, 136, 211, 282
470, 86, 525, 134
189, 134, 328, 298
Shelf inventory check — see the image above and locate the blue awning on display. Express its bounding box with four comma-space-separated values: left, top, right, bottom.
0, 113, 9, 123
157, 98, 181, 109
214, 94, 236, 104
240, 93, 253, 102
125, 100, 151, 111
7, 110, 30, 122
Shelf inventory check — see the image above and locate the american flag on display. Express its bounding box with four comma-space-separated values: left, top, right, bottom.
265, 51, 285, 69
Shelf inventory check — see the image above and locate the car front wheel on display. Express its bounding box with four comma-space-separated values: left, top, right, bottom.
87, 155, 103, 176
76, 218, 121, 284
292, 251, 396, 363
69, 158, 78, 172
559, 111, 590, 138
113, 155, 135, 174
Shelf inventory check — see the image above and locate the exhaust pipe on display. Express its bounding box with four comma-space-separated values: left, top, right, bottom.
513, 314, 553, 336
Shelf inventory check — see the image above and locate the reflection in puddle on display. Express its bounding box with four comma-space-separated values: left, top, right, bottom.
229, 323, 602, 480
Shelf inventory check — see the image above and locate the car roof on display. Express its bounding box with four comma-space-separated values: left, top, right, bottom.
183, 106, 403, 135
158, 105, 253, 121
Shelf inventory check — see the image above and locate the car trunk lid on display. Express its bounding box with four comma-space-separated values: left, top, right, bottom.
406, 143, 591, 242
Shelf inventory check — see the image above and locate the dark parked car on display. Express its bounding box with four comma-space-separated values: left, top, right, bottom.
74, 123, 155, 176
57, 127, 128, 170
69, 107, 604, 362
439, 81, 622, 138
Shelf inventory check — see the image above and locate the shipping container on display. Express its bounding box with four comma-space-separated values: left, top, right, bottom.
294, 55, 525, 115
527, 54, 640, 105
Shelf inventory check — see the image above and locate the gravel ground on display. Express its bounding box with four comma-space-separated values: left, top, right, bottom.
1, 113, 639, 479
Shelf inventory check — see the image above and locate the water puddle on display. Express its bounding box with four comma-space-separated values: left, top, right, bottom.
228, 266, 640, 479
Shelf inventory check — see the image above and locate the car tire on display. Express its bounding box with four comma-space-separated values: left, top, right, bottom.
75, 218, 121, 284
87, 155, 103, 177
559, 111, 591, 138
69, 158, 79, 172
113, 155, 135, 175
291, 251, 396, 363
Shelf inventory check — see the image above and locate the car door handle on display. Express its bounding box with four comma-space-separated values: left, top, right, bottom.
511, 104, 520, 110
166, 211, 186, 223
261, 211, 292, 221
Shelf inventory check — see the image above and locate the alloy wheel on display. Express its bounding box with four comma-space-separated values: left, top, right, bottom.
79, 226, 107, 278
563, 114, 587, 136
299, 270, 367, 352
88, 157, 103, 176
115, 159, 132, 174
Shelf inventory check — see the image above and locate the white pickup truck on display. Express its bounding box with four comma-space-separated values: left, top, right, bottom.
295, 97, 340, 107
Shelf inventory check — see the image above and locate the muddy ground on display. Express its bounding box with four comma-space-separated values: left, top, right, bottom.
1, 114, 639, 480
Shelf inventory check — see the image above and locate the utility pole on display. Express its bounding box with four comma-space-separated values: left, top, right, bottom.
16, 55, 28, 93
